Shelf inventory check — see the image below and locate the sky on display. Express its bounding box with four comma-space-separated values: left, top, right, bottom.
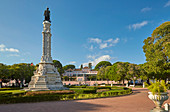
0, 0, 170, 68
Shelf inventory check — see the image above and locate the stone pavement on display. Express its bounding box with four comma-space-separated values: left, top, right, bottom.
0, 88, 169, 112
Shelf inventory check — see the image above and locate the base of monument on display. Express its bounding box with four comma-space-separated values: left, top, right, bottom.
24, 87, 69, 91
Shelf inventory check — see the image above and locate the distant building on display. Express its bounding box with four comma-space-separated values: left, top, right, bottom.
62, 67, 98, 81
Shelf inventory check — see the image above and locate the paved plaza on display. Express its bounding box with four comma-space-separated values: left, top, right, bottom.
0, 88, 170, 112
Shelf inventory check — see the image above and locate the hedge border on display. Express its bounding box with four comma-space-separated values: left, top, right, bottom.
0, 88, 132, 104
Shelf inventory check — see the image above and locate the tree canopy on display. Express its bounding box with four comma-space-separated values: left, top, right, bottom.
143, 21, 170, 80
94, 61, 112, 71
97, 66, 106, 80
53, 60, 64, 75
126, 64, 140, 85
105, 64, 120, 82
63, 64, 75, 70
0, 63, 36, 87
117, 62, 130, 85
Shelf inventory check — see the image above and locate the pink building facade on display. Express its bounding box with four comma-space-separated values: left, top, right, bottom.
62, 67, 98, 82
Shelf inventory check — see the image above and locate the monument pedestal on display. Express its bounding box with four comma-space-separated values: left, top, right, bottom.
28, 63, 66, 91
27, 8, 67, 91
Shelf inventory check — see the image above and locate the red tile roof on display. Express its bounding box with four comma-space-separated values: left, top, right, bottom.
83, 67, 89, 69
74, 69, 81, 71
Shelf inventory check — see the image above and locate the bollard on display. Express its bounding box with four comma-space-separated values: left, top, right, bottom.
126, 83, 128, 87
143, 82, 145, 88
164, 103, 169, 112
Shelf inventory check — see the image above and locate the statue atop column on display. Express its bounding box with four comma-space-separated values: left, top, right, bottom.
27, 7, 66, 91
44, 7, 51, 22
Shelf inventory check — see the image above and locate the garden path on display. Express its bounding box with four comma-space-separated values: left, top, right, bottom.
0, 88, 170, 112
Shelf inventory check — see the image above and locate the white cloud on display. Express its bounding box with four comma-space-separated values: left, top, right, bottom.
83, 55, 114, 66
89, 45, 94, 50
0, 44, 5, 48
88, 38, 119, 49
89, 38, 102, 44
105, 39, 113, 43
7, 54, 20, 57
0, 44, 19, 53
69, 61, 76, 64
141, 7, 152, 12
105, 38, 119, 44
112, 38, 119, 44
128, 21, 148, 30
164, 0, 170, 7
100, 43, 108, 49
87, 54, 97, 60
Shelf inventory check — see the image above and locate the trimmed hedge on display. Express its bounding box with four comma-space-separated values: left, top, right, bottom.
0, 88, 132, 104
64, 85, 86, 88
69, 88, 96, 94
26, 90, 74, 96
0, 87, 22, 91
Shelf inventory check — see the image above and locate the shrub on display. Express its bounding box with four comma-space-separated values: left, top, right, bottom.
148, 80, 167, 95
70, 88, 96, 94
26, 90, 74, 96
0, 87, 21, 91
166, 84, 170, 90
0, 86, 132, 104
96, 89, 110, 93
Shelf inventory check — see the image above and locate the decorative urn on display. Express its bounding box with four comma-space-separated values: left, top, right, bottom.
148, 92, 169, 112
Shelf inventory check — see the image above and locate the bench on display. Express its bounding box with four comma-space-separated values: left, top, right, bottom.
129, 85, 135, 87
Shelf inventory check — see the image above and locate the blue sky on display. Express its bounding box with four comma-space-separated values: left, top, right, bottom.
0, 0, 170, 68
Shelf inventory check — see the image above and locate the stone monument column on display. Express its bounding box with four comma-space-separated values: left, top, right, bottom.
27, 8, 65, 91
41, 21, 53, 63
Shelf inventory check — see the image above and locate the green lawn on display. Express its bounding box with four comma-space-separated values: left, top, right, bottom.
0, 90, 26, 94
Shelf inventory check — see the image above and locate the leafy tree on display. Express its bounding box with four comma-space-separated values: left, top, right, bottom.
9, 63, 35, 87
87, 75, 96, 81
88, 75, 93, 81
143, 21, 170, 80
35, 64, 39, 67
97, 67, 106, 80
80, 64, 83, 70
105, 63, 121, 82
139, 63, 149, 81
88, 63, 92, 69
105, 66, 112, 81
53, 60, 64, 75
126, 64, 140, 86
53, 60, 62, 69
63, 76, 69, 81
94, 61, 112, 71
117, 62, 130, 85
63, 64, 75, 70
0, 64, 10, 88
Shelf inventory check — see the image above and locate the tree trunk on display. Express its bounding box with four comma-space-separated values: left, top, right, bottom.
0, 79, 2, 88
20, 83, 22, 88
122, 78, 125, 86
147, 78, 150, 85
107, 79, 109, 84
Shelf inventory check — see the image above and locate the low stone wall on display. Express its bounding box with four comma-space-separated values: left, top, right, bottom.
62, 81, 128, 86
